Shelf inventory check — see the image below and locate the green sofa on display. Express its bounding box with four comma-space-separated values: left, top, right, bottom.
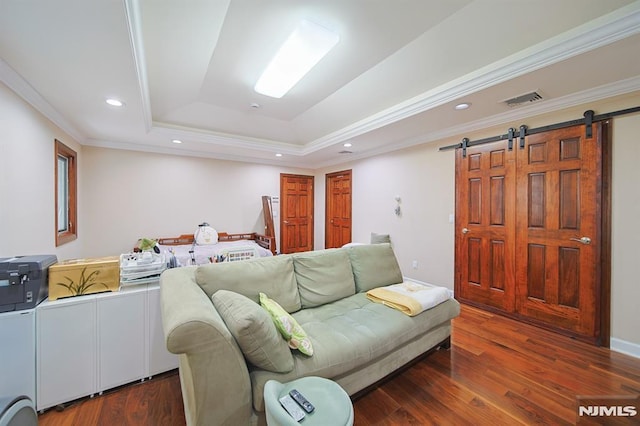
160, 243, 460, 425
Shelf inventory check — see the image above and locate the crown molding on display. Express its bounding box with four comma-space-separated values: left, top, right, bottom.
151, 122, 303, 155
0, 59, 86, 143
83, 137, 304, 168
312, 76, 640, 169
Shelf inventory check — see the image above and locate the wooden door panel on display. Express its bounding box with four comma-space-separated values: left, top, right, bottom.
559, 170, 579, 229
527, 173, 546, 227
468, 178, 481, 224
467, 238, 481, 285
325, 170, 352, 249
558, 247, 579, 307
280, 174, 314, 254
490, 176, 505, 225
298, 195, 308, 217
455, 141, 515, 312
515, 124, 601, 338
526, 244, 546, 300
490, 240, 505, 290
299, 223, 309, 248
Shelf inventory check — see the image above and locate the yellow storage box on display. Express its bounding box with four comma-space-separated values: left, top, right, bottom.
48, 256, 120, 300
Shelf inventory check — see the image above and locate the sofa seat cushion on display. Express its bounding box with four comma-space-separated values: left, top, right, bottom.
249, 292, 460, 411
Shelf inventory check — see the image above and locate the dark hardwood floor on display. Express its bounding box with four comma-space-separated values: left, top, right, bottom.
38, 305, 640, 425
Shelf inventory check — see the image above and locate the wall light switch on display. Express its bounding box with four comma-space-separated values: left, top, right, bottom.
448, 213, 454, 224
412, 260, 418, 269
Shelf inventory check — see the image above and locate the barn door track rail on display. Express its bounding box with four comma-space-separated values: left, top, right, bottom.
439, 106, 640, 157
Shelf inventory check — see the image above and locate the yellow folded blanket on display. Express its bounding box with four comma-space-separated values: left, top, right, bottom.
366, 281, 450, 316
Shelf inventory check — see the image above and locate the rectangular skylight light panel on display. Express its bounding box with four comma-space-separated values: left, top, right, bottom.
254, 20, 339, 99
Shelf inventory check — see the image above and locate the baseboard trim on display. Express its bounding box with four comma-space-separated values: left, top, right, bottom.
610, 337, 640, 359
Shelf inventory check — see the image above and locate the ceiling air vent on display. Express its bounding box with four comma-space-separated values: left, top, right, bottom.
503, 91, 543, 107
338, 150, 353, 154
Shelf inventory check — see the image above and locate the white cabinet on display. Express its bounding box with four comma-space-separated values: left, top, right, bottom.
36, 297, 96, 410
36, 283, 177, 411
97, 287, 147, 391
0, 309, 36, 403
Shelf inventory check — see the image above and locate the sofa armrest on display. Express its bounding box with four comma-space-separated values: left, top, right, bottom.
160, 267, 253, 426
160, 267, 226, 353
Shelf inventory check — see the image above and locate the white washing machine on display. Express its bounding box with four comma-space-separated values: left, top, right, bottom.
0, 396, 37, 426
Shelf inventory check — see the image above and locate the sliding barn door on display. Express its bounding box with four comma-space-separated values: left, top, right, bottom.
515, 124, 602, 338
455, 122, 606, 342
455, 140, 516, 312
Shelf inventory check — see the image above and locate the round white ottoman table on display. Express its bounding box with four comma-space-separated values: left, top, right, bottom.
264, 376, 354, 426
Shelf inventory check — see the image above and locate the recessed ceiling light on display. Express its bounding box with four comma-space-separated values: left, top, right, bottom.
172, 139, 182, 144
275, 153, 283, 157
106, 98, 124, 107
455, 103, 471, 110
343, 142, 352, 148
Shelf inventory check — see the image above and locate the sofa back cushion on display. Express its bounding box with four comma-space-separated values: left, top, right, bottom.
196, 255, 301, 313
212, 290, 294, 373
292, 248, 356, 308
347, 243, 403, 292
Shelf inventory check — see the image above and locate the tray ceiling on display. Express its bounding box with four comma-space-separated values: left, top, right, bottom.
1, 0, 639, 168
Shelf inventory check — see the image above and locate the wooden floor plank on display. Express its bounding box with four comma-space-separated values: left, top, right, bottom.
410, 361, 523, 426
37, 305, 640, 425
96, 384, 128, 426
353, 388, 400, 425
68, 396, 103, 426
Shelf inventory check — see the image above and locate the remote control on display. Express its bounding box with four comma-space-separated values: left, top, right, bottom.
279, 395, 306, 422
289, 389, 315, 413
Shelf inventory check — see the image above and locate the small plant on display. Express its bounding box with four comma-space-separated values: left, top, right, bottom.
56, 267, 109, 296
138, 238, 158, 251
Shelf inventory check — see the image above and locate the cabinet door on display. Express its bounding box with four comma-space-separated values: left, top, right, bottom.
37, 297, 96, 410
0, 310, 36, 403
97, 289, 146, 391
147, 284, 178, 376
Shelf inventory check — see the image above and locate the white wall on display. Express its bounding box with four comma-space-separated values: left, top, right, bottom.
315, 145, 456, 288
0, 82, 84, 260
611, 113, 640, 351
81, 146, 311, 257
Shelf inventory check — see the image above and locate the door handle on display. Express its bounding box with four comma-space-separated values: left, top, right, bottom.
570, 236, 591, 245
462, 228, 470, 234
283, 220, 289, 224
